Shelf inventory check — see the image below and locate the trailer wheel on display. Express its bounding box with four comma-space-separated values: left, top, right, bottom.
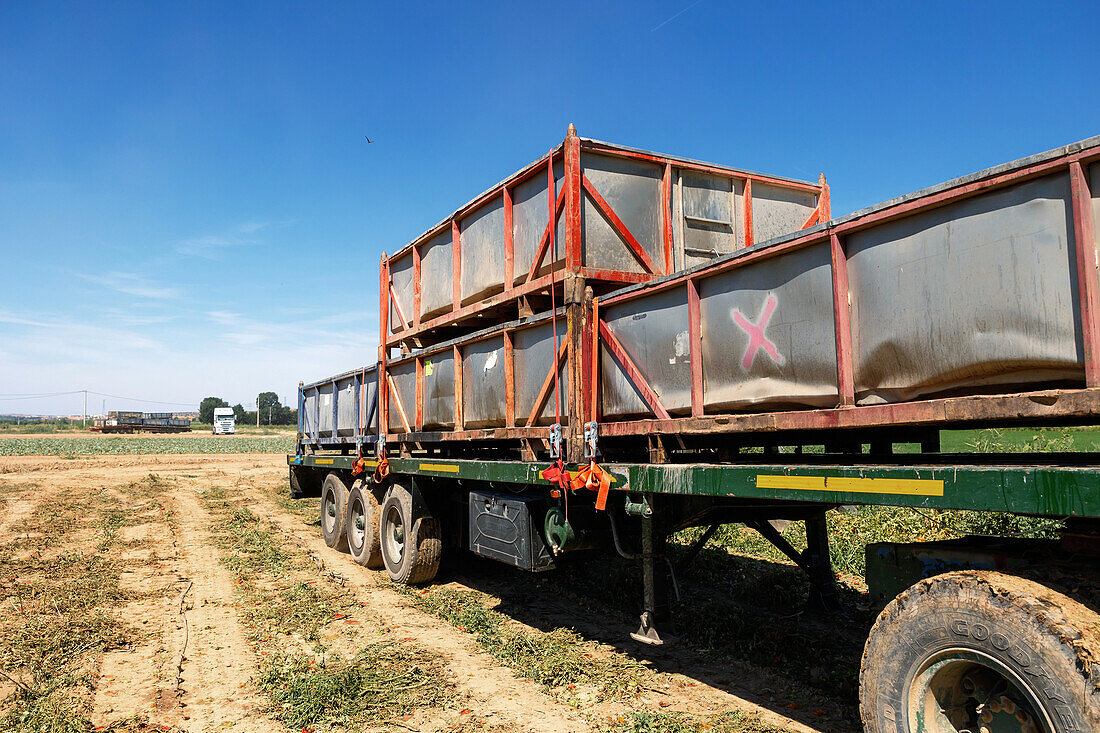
319, 473, 349, 552
379, 482, 441, 585
346, 480, 384, 569
860, 570, 1099, 733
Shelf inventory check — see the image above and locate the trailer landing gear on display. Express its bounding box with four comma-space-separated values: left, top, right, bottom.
629, 513, 677, 646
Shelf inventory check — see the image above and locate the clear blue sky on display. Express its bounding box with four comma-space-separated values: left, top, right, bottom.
3, 1, 1099, 416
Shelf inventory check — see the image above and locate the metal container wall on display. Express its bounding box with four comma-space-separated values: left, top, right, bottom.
600, 289, 692, 418
847, 173, 1082, 404
317, 382, 335, 436
1091, 162, 1100, 250
419, 230, 453, 321
513, 319, 570, 425
581, 153, 663, 274
512, 162, 565, 284
673, 170, 741, 270
389, 252, 414, 334
334, 376, 358, 436
302, 389, 318, 436
423, 351, 455, 429
387, 361, 416, 433
462, 336, 507, 428
460, 199, 506, 305
751, 182, 819, 245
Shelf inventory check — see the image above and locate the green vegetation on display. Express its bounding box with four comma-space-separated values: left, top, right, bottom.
0, 476, 170, 732
400, 585, 649, 700
0, 435, 294, 456
600, 710, 789, 733
199, 486, 451, 729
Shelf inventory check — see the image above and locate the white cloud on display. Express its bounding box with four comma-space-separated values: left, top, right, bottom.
176, 220, 293, 260
77, 271, 183, 299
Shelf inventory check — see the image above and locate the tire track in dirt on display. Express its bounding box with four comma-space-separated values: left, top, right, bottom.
236, 482, 591, 733
170, 483, 275, 732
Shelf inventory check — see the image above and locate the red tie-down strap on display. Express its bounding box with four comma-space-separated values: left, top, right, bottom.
540, 459, 570, 498
372, 456, 390, 483
542, 460, 612, 510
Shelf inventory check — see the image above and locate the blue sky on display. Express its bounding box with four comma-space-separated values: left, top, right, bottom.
2, 1, 1099, 416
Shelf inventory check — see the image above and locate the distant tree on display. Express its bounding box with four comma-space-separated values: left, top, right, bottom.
199, 397, 229, 424
257, 392, 280, 425
232, 404, 246, 423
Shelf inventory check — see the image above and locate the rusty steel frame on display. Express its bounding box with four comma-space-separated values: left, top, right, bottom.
380, 128, 827, 353
590, 140, 1100, 437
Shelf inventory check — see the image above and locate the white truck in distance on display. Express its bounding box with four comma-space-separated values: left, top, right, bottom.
212, 407, 235, 435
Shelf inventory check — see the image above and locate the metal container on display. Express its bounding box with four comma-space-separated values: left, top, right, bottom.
300, 367, 378, 446
468, 490, 554, 571
461, 335, 507, 429
383, 128, 825, 348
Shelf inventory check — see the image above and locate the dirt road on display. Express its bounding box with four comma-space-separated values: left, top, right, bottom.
0, 453, 840, 732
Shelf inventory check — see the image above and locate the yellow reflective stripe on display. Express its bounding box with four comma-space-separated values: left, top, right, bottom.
419, 463, 460, 473
756, 475, 943, 496
314, 458, 334, 465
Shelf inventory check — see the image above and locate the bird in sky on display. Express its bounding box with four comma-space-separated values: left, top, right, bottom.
365, 136, 373, 143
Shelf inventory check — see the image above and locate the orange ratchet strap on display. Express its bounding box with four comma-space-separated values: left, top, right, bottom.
540, 459, 570, 498
570, 461, 612, 510
372, 456, 390, 483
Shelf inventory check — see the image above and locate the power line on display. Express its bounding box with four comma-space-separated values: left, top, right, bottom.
0, 390, 195, 407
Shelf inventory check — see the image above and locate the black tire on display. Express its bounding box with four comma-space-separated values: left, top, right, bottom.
379, 482, 441, 585
319, 472, 349, 552
860, 570, 1099, 733
346, 480, 384, 568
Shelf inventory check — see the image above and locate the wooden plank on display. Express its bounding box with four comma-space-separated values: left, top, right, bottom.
687, 279, 703, 417
1070, 160, 1100, 387
525, 339, 568, 427
582, 174, 658, 274
830, 233, 855, 405
504, 330, 516, 427
565, 127, 582, 269
598, 320, 671, 420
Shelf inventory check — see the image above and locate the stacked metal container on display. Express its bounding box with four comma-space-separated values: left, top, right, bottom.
369, 126, 827, 459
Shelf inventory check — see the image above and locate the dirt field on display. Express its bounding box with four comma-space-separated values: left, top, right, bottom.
0, 448, 856, 732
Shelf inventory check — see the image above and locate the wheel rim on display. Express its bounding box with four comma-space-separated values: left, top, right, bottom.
348, 496, 366, 551
384, 504, 405, 564
322, 490, 336, 534
906, 648, 1052, 733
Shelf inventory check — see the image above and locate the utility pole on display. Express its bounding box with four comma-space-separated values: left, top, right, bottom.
83, 390, 87, 429
256, 402, 260, 428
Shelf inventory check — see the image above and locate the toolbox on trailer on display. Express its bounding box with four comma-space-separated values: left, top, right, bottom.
468, 490, 555, 571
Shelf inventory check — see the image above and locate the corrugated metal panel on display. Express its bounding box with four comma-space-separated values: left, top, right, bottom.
462, 336, 507, 428
460, 198, 506, 304
387, 361, 416, 432
848, 172, 1083, 404
419, 230, 453, 321
512, 161, 565, 284
751, 182, 816, 244
600, 289, 691, 419
581, 153, 662, 274
389, 252, 414, 333
423, 352, 455, 429
513, 320, 569, 425
700, 244, 838, 411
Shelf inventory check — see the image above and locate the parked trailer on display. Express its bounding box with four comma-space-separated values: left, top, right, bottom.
92, 412, 192, 434
290, 132, 1100, 732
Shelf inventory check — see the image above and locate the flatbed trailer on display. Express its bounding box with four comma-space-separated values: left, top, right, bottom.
289, 132, 1100, 732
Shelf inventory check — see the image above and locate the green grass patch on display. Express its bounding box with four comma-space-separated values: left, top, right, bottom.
402, 585, 648, 698
259, 643, 447, 729
600, 709, 791, 733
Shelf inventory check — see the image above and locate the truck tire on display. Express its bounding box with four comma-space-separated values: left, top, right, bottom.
379, 482, 441, 585
319, 472, 349, 552
346, 480, 384, 569
860, 570, 1099, 733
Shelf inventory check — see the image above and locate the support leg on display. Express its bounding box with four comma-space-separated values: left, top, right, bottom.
804, 512, 841, 612
630, 514, 675, 646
